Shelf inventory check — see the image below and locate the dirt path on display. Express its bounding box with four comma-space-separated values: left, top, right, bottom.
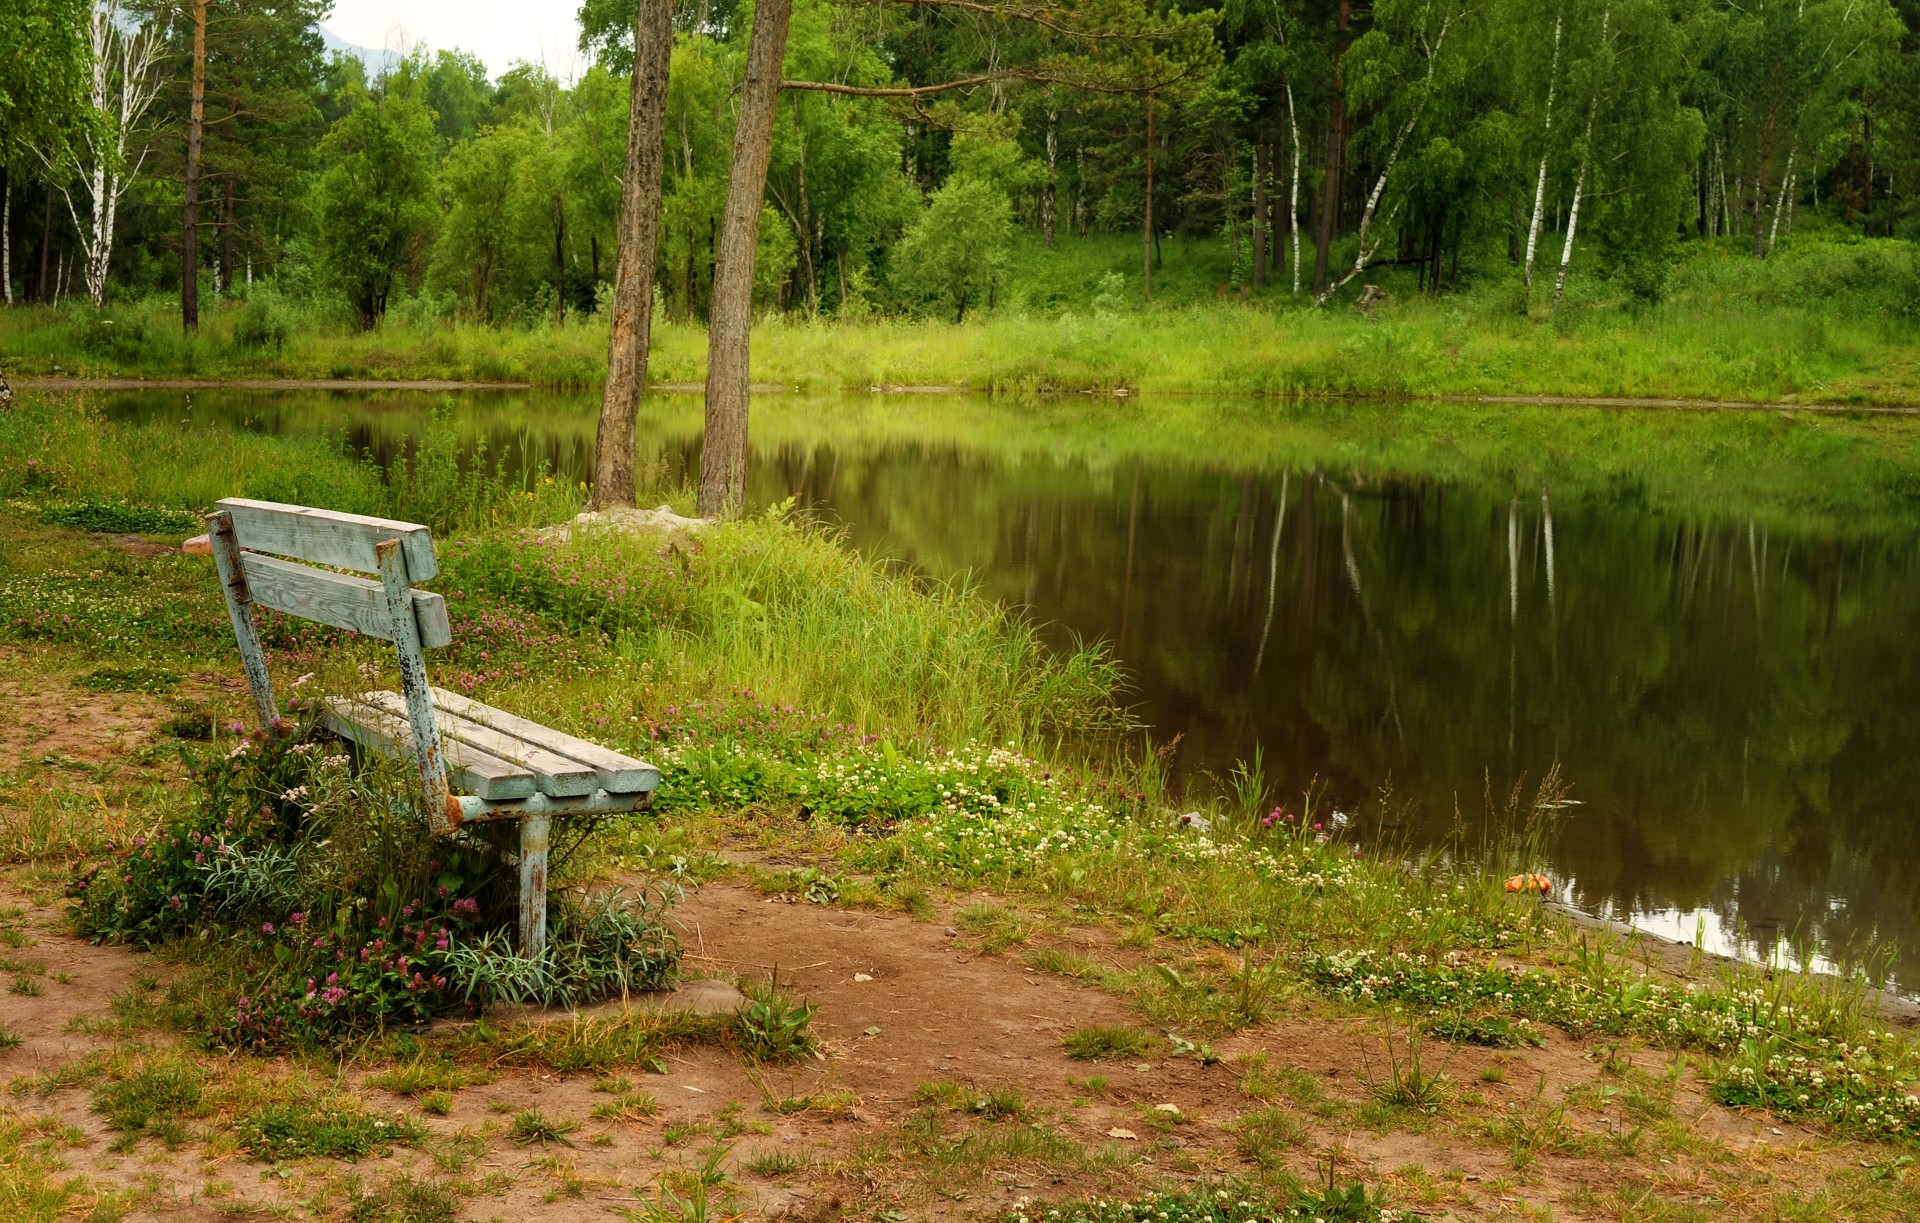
0, 667, 1893, 1222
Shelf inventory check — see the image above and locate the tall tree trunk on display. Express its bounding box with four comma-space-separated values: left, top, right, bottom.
2, 168, 11, 306
183, 0, 206, 330
1286, 82, 1302, 299
1553, 5, 1607, 305
1252, 138, 1268, 288
1312, 0, 1349, 295
1314, 9, 1456, 307
1553, 152, 1586, 303
1142, 92, 1154, 303
1042, 92, 1058, 249
590, 0, 674, 511
219, 178, 234, 295
1768, 141, 1796, 253
37, 184, 52, 302
1524, 5, 1564, 293
697, 0, 793, 519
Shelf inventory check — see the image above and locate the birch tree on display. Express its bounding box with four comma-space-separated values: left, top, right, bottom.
1314, 0, 1467, 307
37, 1, 165, 308
1522, 0, 1563, 292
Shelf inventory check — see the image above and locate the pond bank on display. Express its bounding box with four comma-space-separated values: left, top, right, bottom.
20, 374, 1920, 417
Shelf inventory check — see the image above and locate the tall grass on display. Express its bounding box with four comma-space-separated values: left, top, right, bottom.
6, 233, 1920, 402
0, 395, 583, 534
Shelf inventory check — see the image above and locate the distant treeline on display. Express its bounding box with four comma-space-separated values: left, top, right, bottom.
4, 0, 1917, 324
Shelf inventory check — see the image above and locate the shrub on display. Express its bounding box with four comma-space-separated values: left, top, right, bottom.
69, 720, 681, 1048
231, 298, 290, 354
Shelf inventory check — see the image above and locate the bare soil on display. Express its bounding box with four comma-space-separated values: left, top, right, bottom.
0, 671, 1902, 1222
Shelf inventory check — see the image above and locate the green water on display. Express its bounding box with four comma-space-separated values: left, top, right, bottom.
102, 388, 1920, 988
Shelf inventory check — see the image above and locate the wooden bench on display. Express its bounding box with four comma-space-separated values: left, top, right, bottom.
205, 497, 660, 956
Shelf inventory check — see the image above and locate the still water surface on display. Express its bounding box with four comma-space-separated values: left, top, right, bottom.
101, 389, 1920, 988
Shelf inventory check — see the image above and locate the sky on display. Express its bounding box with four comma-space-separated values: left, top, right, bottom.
323, 0, 587, 81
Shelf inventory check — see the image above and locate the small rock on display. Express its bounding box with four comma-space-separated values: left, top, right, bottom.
181, 534, 212, 555
862, 1026, 881, 1036
1107, 1128, 1137, 1140
853, 972, 873, 982
1154, 1103, 1181, 1115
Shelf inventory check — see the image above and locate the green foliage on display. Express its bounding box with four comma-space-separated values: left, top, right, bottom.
1011, 1186, 1388, 1223
0, 0, 94, 164
508, 1108, 580, 1145
1428, 1014, 1545, 1048
67, 720, 679, 1047
239, 1101, 425, 1160
736, 977, 819, 1063
91, 1060, 206, 1140
1062, 1025, 1154, 1061
891, 175, 1013, 322
75, 665, 182, 694
313, 90, 438, 328
28, 497, 203, 535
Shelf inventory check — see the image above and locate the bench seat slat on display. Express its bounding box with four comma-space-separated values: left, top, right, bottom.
357, 691, 598, 797
322, 698, 535, 800
219, 498, 439, 580
427, 687, 660, 794
242, 553, 453, 649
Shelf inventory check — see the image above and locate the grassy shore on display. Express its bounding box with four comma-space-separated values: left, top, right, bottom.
7, 233, 1920, 404
2, 395, 1919, 1219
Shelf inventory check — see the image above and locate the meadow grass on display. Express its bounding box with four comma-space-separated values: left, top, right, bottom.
6, 233, 1920, 404
10, 396, 1920, 1216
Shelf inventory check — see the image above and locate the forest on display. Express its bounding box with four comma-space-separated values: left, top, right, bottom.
3, 0, 1916, 329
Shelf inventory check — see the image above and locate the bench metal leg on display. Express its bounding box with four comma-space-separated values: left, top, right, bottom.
518, 813, 551, 958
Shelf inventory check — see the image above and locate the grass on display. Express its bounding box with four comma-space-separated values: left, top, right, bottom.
1062, 1025, 1155, 1061
239, 1101, 426, 1161
11, 396, 1920, 1219
508, 1109, 580, 1146
11, 232, 1920, 406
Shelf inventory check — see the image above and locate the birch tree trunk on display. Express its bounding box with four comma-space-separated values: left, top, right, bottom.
183, 0, 206, 330
1552, 141, 1587, 304
1314, 10, 1455, 308
44, 3, 163, 309
1252, 139, 1267, 288
1552, 4, 1609, 305
1286, 81, 1301, 299
1041, 92, 1058, 248
1524, 5, 1564, 292
591, 0, 674, 510
1768, 142, 1796, 253
697, 0, 794, 519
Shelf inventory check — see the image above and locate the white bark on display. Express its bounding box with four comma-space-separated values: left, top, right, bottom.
1553, 133, 1589, 304
1524, 6, 1565, 291
1286, 81, 1302, 300
1768, 142, 1796, 253
1314, 8, 1456, 307
36, 2, 165, 308
1552, 4, 1609, 305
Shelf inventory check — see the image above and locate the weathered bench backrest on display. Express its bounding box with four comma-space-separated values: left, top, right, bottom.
208, 497, 456, 828
217, 498, 449, 647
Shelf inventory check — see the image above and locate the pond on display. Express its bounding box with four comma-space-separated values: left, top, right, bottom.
97, 387, 1920, 990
